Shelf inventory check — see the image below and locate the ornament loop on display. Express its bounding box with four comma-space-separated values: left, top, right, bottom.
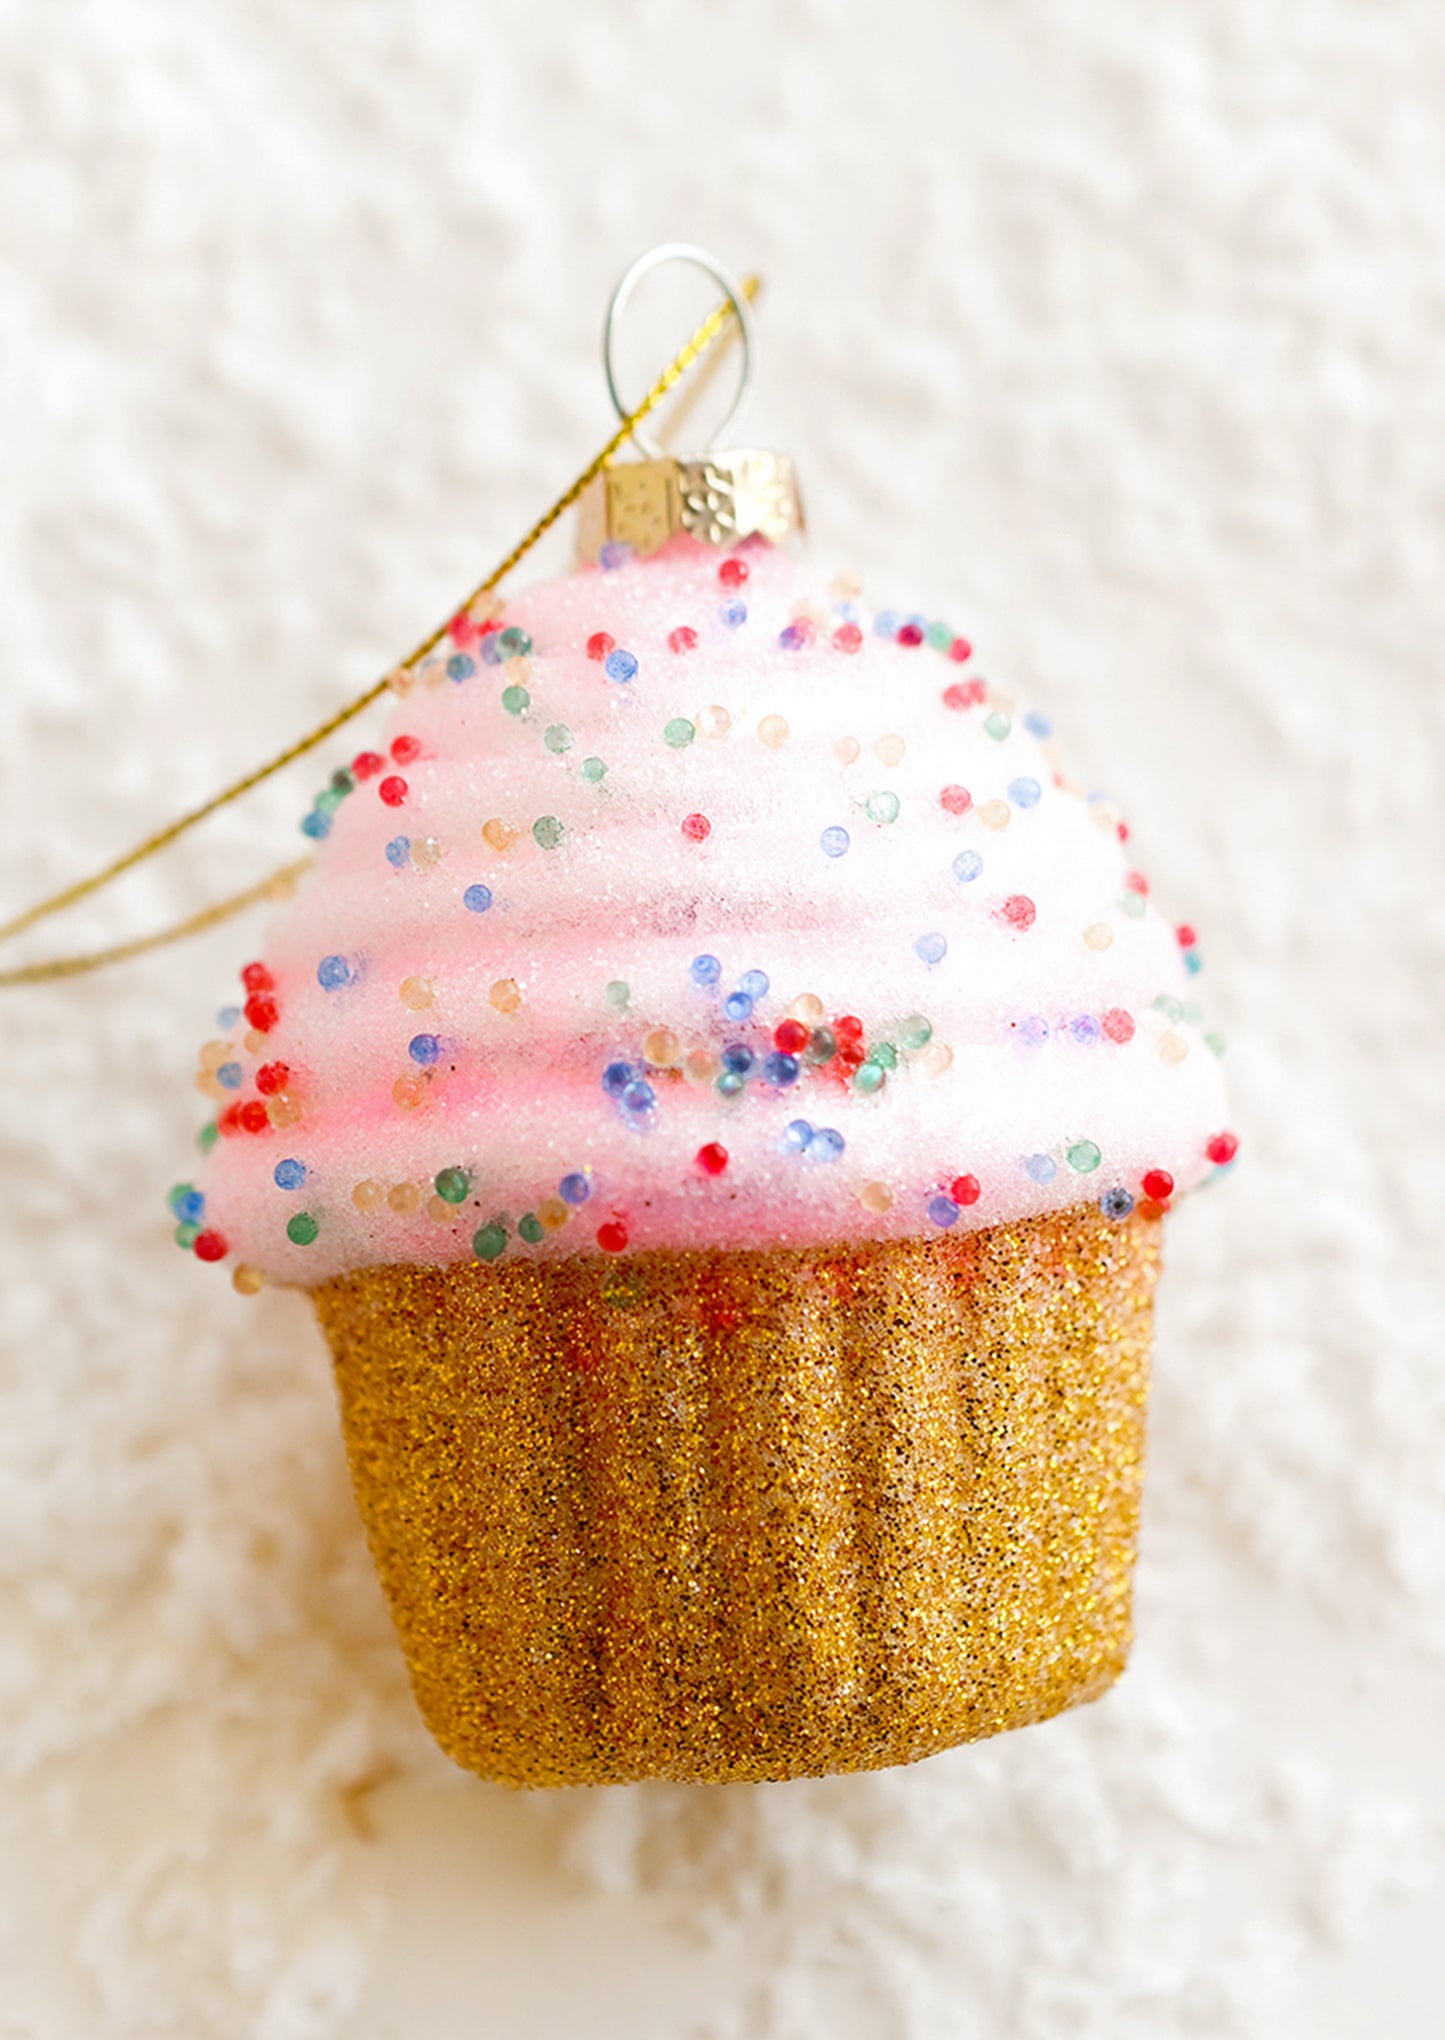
603, 243, 755, 462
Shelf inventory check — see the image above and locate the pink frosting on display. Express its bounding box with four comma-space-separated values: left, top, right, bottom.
182, 536, 1232, 1282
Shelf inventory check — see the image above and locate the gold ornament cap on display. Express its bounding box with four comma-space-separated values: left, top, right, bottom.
577, 243, 805, 563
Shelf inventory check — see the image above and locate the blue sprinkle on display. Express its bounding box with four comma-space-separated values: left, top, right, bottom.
874, 610, 900, 639
821, 826, 851, 859
721, 1043, 754, 1076
763, 1052, 800, 1088
778, 623, 806, 650
602, 1061, 634, 1096
834, 601, 860, 622
173, 1188, 206, 1223
724, 990, 754, 1023
1183, 950, 1203, 975
690, 953, 722, 988
952, 849, 983, 884
928, 1194, 960, 1228
621, 1079, 656, 1117
739, 968, 770, 1000
215, 1062, 244, 1090
1019, 1014, 1050, 1045
408, 1033, 441, 1066
300, 809, 331, 840
559, 1172, 590, 1206
604, 648, 638, 683
446, 653, 476, 681
1008, 777, 1042, 809
915, 931, 948, 966
1024, 711, 1053, 739
716, 1070, 746, 1097
385, 836, 411, 869
809, 1126, 846, 1162
217, 1006, 241, 1028
463, 883, 493, 914
720, 600, 747, 629
1071, 1014, 1101, 1046
479, 633, 504, 666
274, 1158, 306, 1191
1101, 1187, 1135, 1221
782, 1119, 813, 1152
1025, 1153, 1058, 1185
317, 954, 351, 991
599, 540, 632, 571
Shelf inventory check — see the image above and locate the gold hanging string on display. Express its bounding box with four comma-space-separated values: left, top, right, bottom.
0, 271, 761, 972
0, 860, 313, 989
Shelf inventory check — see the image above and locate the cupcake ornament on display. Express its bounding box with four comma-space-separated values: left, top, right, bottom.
164, 247, 1235, 1786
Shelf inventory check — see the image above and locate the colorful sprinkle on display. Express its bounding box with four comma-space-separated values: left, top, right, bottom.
1001, 895, 1036, 930
690, 954, 722, 988
757, 715, 789, 749
663, 717, 696, 749
915, 932, 947, 966
669, 626, 698, 654
696, 1142, 729, 1176
952, 849, 984, 884
928, 1194, 960, 1228
596, 1220, 629, 1253
1009, 777, 1041, 808
1067, 1139, 1102, 1173
1206, 1131, 1240, 1165
1100, 1187, 1135, 1221
821, 826, 850, 858
581, 756, 607, 782
604, 649, 638, 683
587, 632, 615, 661
544, 724, 572, 754
1025, 1154, 1057, 1184
434, 1167, 470, 1203
317, 955, 351, 990
559, 1172, 591, 1205
681, 812, 711, 841
951, 1173, 981, 1206
865, 790, 900, 824
532, 815, 565, 849
501, 685, 529, 715
273, 1159, 306, 1190
1142, 1169, 1175, 1201
286, 1212, 319, 1246
378, 776, 408, 806
473, 1221, 507, 1262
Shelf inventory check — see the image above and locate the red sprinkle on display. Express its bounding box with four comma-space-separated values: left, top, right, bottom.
1124, 871, 1149, 896
448, 610, 479, 648
718, 558, 749, 588
596, 1221, 628, 1254
1206, 1131, 1239, 1166
378, 776, 408, 807
1117, 822, 1130, 842
947, 637, 973, 663
244, 994, 278, 1033
950, 1173, 981, 1207
773, 1018, 811, 1056
1138, 1198, 1166, 1222
1001, 894, 1036, 930
833, 1014, 864, 1045
193, 1230, 228, 1263
943, 679, 987, 711
351, 750, 385, 781
218, 1103, 244, 1138
586, 631, 615, 661
681, 812, 711, 842
832, 621, 864, 654
1141, 1169, 1175, 1202
668, 626, 699, 654
1101, 1007, 1136, 1044
390, 734, 421, 765
939, 784, 972, 815
241, 961, 274, 993
696, 1143, 729, 1177
255, 1062, 290, 1096
896, 622, 925, 647
1176, 924, 1197, 948
239, 1100, 270, 1135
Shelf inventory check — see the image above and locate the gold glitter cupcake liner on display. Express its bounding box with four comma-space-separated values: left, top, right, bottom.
312, 1205, 1160, 1787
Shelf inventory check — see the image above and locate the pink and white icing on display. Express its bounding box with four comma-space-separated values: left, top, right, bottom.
180, 535, 1233, 1285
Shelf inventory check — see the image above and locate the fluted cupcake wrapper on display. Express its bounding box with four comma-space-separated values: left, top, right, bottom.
313, 1206, 1160, 1787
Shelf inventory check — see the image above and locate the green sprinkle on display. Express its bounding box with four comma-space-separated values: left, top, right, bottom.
287, 1212, 319, 1246
1153, 994, 1184, 1022
984, 711, 1011, 740
498, 626, 532, 658
501, 685, 530, 715
1120, 892, 1146, 919
434, 1167, 470, 1205
870, 1042, 898, 1070
473, 1221, 507, 1262
197, 1121, 218, 1154
580, 756, 607, 783
853, 1061, 886, 1094
1205, 1030, 1227, 1057
173, 1221, 200, 1249
865, 790, 900, 824
330, 767, 356, 794
544, 724, 572, 754
926, 621, 953, 650
605, 980, 630, 1010
663, 717, 696, 749
518, 1213, 544, 1245
1067, 1140, 1102, 1173
532, 814, 565, 850
898, 1014, 933, 1050
315, 785, 345, 816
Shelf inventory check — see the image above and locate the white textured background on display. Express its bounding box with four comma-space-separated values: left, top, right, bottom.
2, 3, 1443, 2035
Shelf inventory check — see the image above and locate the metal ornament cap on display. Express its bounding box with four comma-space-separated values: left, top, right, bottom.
577, 449, 805, 562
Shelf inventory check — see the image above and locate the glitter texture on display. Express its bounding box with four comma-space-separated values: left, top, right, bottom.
313, 1204, 1159, 1788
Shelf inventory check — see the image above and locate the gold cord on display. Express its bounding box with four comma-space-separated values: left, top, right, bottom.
0, 272, 760, 980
